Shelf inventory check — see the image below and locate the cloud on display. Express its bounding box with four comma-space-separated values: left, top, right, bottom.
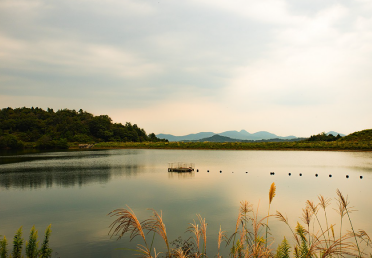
190, 0, 292, 24
1, 0, 372, 135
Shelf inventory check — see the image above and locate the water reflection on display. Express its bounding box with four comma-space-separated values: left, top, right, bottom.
1, 149, 372, 258
168, 171, 195, 179
0, 165, 140, 189
0, 149, 144, 189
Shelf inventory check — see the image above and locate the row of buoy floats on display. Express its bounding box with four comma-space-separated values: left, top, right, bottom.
195, 169, 363, 179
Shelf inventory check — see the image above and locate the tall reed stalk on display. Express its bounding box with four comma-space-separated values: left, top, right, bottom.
336, 189, 361, 257
266, 182, 276, 248
318, 195, 331, 245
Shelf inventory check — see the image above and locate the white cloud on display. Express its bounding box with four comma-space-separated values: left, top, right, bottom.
67, 0, 156, 17
1, 0, 372, 136
0, 34, 163, 79
191, 0, 293, 24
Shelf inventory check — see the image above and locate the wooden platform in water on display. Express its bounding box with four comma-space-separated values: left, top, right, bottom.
168, 167, 194, 172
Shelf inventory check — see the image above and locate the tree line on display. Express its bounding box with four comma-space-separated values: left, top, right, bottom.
305, 132, 342, 142
0, 107, 166, 149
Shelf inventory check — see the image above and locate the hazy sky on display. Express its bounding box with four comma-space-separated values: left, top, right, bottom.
1, 0, 371, 137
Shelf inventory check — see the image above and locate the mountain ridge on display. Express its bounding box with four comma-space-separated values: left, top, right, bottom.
157, 130, 345, 142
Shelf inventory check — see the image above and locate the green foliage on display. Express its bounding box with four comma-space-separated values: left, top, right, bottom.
0, 225, 52, 258
231, 240, 244, 258
12, 227, 23, 258
39, 225, 52, 258
26, 226, 39, 258
294, 223, 309, 258
93, 140, 372, 151
339, 129, 372, 142
0, 134, 24, 149
306, 132, 341, 142
0, 107, 165, 149
275, 237, 290, 258
0, 236, 8, 258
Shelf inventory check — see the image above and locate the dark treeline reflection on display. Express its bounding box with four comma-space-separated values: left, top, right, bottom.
0, 150, 117, 165
0, 165, 140, 189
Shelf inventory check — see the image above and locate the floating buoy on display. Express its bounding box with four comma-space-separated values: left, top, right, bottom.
360, 176, 363, 179
299, 173, 302, 176
315, 174, 318, 177
346, 175, 349, 178
288, 173, 291, 176
245, 172, 248, 174
197, 169, 199, 172
329, 174, 332, 177
220, 170, 222, 173
232, 172, 234, 173
207, 170, 209, 173
270, 172, 275, 175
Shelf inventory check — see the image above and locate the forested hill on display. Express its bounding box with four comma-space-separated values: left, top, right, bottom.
338, 129, 372, 142
0, 107, 166, 149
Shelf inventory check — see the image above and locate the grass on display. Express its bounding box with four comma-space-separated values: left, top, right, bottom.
79, 140, 372, 151
108, 186, 372, 257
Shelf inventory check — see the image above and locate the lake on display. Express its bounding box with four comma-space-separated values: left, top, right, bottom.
1, 149, 372, 257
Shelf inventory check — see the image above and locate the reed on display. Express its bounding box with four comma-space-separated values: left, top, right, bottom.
197, 215, 207, 257
266, 182, 276, 247
336, 189, 361, 257
216, 226, 226, 258
142, 209, 170, 256
108, 187, 371, 257
187, 221, 201, 254
108, 206, 151, 256
318, 195, 332, 244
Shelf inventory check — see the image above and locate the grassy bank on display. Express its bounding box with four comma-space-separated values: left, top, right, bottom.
73, 141, 372, 151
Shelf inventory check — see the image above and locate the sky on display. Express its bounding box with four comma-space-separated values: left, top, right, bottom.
1, 0, 372, 137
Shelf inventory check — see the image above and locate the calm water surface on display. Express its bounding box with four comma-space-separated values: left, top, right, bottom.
1, 149, 372, 257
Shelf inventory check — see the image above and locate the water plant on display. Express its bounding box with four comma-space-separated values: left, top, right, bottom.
108, 185, 372, 257
0, 225, 52, 258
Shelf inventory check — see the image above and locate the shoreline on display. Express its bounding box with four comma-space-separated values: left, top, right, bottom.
69, 145, 372, 152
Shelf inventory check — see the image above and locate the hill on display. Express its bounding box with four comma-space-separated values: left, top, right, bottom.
194, 134, 239, 142
0, 107, 165, 149
326, 131, 345, 137
339, 129, 372, 142
190, 134, 306, 143
156, 132, 215, 141
157, 130, 299, 141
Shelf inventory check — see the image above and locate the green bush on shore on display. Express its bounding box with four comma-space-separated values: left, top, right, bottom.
92, 140, 372, 151
0, 225, 52, 258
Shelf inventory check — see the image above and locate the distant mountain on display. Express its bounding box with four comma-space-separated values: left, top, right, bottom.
156, 132, 215, 141
196, 134, 238, 142
157, 130, 299, 142
190, 134, 306, 143
219, 130, 246, 139
326, 131, 345, 137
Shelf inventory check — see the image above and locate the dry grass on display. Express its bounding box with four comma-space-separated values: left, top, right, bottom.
143, 209, 170, 254
108, 206, 147, 243
269, 183, 276, 205
108, 187, 372, 257
187, 220, 201, 254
